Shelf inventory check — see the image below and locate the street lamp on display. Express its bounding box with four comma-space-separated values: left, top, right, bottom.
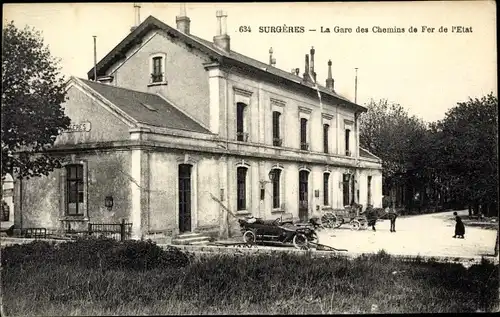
260, 170, 277, 200
105, 196, 114, 211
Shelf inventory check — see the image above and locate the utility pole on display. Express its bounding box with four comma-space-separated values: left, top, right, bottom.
354, 67, 358, 104
93, 35, 97, 81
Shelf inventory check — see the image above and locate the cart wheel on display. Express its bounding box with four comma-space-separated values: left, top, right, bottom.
350, 220, 361, 231
243, 230, 256, 245
333, 218, 342, 229
321, 215, 332, 228
360, 220, 368, 230
310, 232, 319, 245
293, 233, 309, 250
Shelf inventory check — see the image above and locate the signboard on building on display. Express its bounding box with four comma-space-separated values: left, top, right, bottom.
63, 121, 92, 133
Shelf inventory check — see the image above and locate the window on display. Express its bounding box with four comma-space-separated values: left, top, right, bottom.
272, 111, 282, 146
367, 175, 372, 206
323, 124, 330, 153
152, 56, 163, 83
272, 169, 281, 209
299, 170, 309, 209
1, 201, 9, 222
345, 129, 351, 155
236, 102, 247, 141
323, 173, 330, 205
237, 167, 247, 210
342, 173, 350, 207
66, 164, 84, 215
300, 118, 308, 150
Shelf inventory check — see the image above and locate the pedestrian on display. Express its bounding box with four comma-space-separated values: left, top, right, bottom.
453, 211, 465, 239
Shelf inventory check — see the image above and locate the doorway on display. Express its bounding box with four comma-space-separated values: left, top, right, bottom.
178, 164, 192, 233
298, 170, 309, 222
342, 173, 350, 207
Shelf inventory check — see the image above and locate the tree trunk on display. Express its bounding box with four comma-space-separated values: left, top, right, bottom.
473, 201, 479, 215
495, 227, 499, 257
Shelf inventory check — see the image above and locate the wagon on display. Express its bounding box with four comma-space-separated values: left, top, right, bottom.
320, 205, 368, 230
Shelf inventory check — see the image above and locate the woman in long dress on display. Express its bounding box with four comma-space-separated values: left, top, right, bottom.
453, 211, 465, 239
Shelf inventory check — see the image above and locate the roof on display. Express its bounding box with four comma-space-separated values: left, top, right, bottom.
87, 15, 366, 113
78, 78, 210, 133
360, 148, 381, 161
188, 34, 355, 105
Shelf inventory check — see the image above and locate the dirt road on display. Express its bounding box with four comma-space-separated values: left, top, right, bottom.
317, 209, 498, 258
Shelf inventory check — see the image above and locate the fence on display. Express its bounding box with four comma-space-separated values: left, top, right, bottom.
21, 228, 47, 239
88, 219, 133, 241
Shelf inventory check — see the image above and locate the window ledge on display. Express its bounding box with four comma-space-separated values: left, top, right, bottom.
271, 209, 285, 214
236, 210, 251, 216
147, 81, 168, 87
59, 216, 89, 222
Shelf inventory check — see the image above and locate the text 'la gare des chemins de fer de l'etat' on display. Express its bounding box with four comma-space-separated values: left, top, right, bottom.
237, 25, 473, 34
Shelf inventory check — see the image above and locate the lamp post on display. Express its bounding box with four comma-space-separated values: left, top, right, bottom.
260, 170, 277, 200
104, 196, 114, 211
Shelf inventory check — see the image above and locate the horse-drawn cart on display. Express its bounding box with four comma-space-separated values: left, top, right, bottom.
320, 205, 368, 230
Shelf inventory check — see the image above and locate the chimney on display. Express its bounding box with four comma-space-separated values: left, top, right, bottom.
269, 47, 276, 66
130, 3, 141, 32
302, 54, 310, 82
213, 10, 230, 52
176, 3, 191, 34
310, 46, 317, 82
325, 60, 335, 91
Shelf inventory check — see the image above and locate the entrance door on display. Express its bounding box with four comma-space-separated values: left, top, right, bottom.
342, 173, 350, 207
298, 170, 309, 222
178, 164, 192, 233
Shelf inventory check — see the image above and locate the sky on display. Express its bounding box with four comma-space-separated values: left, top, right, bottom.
3, 1, 497, 123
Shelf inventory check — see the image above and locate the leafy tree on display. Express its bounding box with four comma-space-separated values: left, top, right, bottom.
1, 21, 71, 179
359, 99, 429, 207
435, 93, 498, 215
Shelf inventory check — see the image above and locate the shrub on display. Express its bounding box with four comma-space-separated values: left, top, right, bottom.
1, 237, 191, 271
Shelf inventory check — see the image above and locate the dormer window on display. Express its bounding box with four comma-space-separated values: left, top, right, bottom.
149, 53, 167, 86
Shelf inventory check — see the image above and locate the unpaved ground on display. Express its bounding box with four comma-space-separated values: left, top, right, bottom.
317, 209, 498, 258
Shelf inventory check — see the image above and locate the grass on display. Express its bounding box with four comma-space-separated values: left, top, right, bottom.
1, 239, 499, 315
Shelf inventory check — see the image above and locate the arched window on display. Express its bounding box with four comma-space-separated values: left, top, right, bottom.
271, 169, 282, 209
1, 201, 10, 222
342, 173, 351, 207
323, 172, 330, 206
237, 166, 248, 210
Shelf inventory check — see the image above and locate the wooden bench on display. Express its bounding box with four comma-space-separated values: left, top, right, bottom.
468, 214, 485, 221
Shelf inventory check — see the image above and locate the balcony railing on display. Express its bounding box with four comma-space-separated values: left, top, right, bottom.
273, 138, 283, 146
151, 73, 164, 83
236, 132, 249, 142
